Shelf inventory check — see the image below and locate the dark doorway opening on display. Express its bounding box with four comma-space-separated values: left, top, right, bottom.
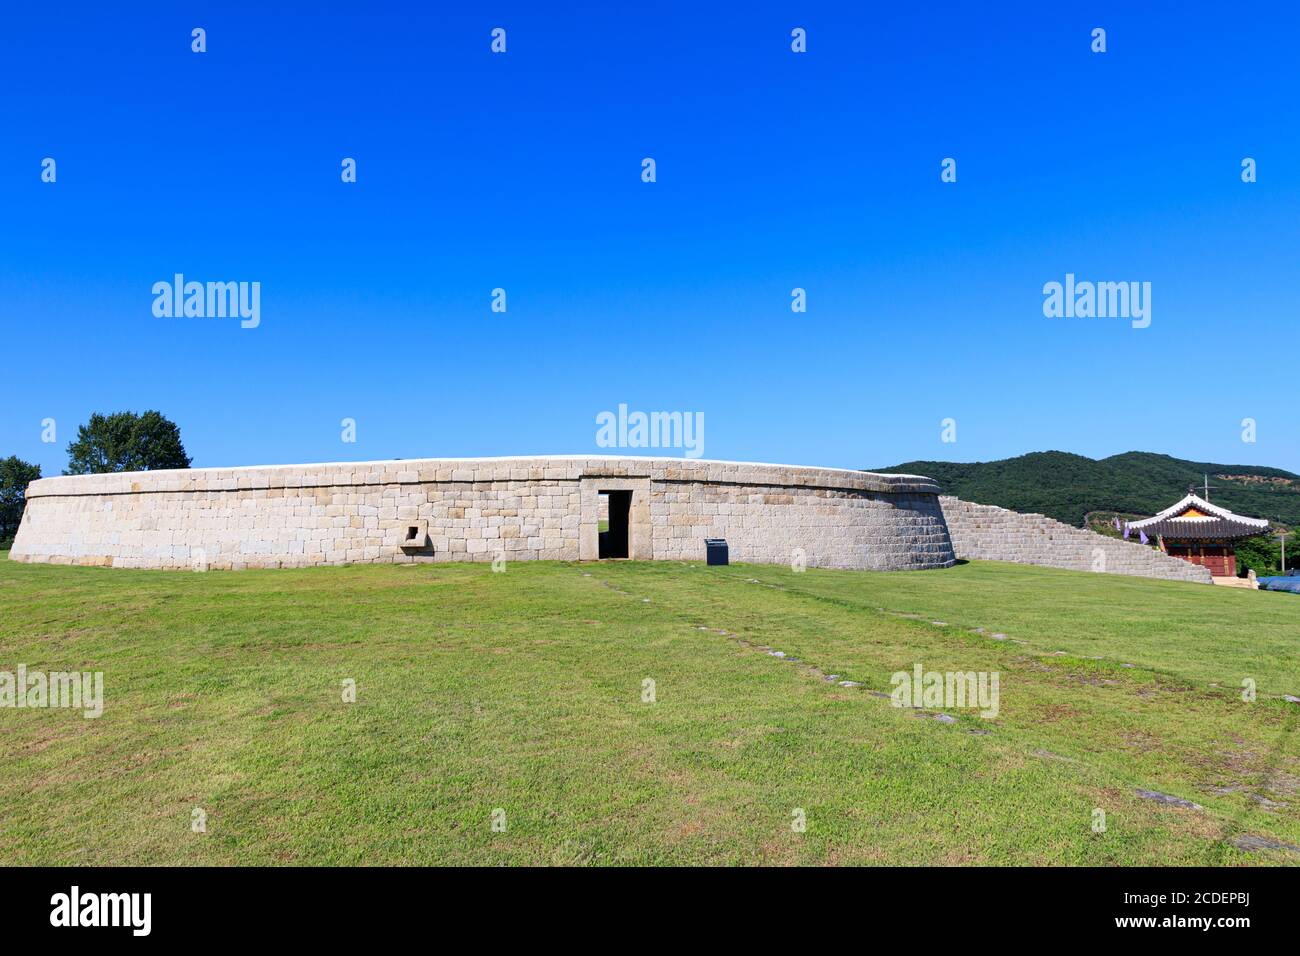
598, 490, 631, 558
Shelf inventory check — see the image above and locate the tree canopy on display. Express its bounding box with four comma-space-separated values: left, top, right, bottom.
0, 456, 42, 547
64, 411, 192, 475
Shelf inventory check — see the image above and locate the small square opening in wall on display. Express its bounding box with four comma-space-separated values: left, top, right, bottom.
399, 519, 429, 551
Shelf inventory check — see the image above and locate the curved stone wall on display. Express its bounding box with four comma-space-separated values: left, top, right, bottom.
8, 457, 957, 572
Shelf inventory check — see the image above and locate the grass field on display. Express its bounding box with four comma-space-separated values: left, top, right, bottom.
2, 552, 1298, 866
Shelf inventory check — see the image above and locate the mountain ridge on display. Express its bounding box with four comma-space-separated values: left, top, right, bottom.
872, 451, 1298, 528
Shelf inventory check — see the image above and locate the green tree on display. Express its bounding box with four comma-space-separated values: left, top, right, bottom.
64, 411, 192, 475
0, 456, 42, 548
1235, 532, 1293, 577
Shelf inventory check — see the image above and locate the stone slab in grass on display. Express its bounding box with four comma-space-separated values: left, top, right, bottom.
1229, 834, 1300, 855
1135, 789, 1202, 810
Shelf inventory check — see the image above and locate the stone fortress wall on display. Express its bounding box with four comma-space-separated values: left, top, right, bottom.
9, 456, 957, 572
7, 456, 1215, 584
938, 496, 1213, 584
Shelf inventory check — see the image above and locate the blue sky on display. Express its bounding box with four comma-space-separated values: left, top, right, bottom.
3, 1, 1297, 476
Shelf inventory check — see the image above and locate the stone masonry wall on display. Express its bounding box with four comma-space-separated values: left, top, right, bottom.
11, 458, 1212, 583
653, 482, 953, 570
8, 457, 956, 572
938, 496, 1213, 584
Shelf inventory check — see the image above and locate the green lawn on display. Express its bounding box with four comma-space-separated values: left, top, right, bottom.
1, 552, 1297, 866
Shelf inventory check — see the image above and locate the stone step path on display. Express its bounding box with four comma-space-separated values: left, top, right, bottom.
685, 612, 999, 735
578, 565, 1298, 859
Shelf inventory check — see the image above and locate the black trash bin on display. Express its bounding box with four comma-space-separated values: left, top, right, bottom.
705, 539, 729, 566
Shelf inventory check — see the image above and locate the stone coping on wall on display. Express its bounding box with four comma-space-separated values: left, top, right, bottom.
25, 456, 943, 498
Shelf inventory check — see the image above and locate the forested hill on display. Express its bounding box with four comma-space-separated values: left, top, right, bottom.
873, 451, 1299, 528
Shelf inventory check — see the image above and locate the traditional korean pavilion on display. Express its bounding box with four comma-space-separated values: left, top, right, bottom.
1127, 492, 1269, 577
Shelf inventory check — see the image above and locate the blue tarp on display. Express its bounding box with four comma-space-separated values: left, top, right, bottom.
1257, 576, 1300, 594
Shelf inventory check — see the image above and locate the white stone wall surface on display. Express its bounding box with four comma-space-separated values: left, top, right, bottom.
9, 458, 1213, 583
9, 456, 956, 572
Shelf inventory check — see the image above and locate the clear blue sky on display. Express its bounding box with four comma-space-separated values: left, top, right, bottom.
3, 1, 1297, 477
